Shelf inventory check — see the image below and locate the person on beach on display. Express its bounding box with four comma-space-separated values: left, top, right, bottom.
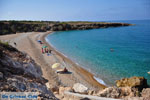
45, 48, 48, 53
42, 48, 44, 54
47, 49, 51, 56
40, 41, 43, 44
63, 67, 68, 73
37, 40, 43, 44
56, 67, 69, 73
49, 49, 52, 53
44, 48, 46, 53
46, 48, 48, 53
14, 42, 17, 46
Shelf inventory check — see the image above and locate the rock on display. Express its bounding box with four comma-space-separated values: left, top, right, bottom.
54, 91, 59, 95
97, 86, 141, 99
0, 43, 58, 100
120, 87, 140, 97
0, 72, 3, 79
73, 83, 88, 94
97, 87, 121, 98
46, 82, 50, 89
50, 86, 59, 93
116, 76, 148, 91
91, 90, 99, 96
141, 88, 150, 99
124, 97, 144, 100
64, 87, 73, 92
59, 87, 73, 95
120, 87, 131, 97
88, 90, 94, 95
55, 94, 64, 100
59, 87, 65, 95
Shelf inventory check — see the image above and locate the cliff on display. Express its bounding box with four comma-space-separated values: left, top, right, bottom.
0, 42, 58, 100
0, 21, 132, 35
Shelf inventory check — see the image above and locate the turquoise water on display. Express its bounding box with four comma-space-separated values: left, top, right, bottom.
46, 20, 150, 85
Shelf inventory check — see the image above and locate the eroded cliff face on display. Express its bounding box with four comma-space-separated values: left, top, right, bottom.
0, 42, 58, 100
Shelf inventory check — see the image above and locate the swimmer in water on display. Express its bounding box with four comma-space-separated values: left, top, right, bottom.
110, 48, 114, 52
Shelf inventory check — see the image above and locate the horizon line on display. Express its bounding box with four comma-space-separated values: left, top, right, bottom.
0, 19, 150, 22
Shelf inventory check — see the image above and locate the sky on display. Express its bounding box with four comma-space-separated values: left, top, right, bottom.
0, 0, 150, 21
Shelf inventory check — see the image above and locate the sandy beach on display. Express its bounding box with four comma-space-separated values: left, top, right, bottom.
0, 31, 106, 91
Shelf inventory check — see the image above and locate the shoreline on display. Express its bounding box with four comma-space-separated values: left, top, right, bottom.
45, 32, 107, 86
41, 31, 107, 89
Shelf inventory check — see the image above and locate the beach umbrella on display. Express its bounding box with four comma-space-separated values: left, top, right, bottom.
42, 46, 48, 48
52, 63, 61, 69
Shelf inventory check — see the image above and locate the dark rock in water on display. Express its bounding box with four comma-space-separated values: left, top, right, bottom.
116, 76, 148, 91
0, 42, 58, 100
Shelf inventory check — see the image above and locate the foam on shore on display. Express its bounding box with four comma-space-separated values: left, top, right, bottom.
93, 76, 106, 86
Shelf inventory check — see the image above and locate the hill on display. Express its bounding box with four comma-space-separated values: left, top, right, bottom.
0, 20, 132, 35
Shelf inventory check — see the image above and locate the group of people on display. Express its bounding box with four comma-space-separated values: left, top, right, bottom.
41, 47, 52, 54
38, 40, 52, 55
38, 40, 69, 73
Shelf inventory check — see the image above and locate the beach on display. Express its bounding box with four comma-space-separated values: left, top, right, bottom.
0, 31, 106, 91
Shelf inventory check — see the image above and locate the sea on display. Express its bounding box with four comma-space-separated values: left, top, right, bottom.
46, 20, 150, 86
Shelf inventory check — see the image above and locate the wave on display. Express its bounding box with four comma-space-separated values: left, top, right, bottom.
93, 76, 107, 86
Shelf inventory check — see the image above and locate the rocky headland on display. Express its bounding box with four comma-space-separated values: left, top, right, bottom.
0, 20, 132, 35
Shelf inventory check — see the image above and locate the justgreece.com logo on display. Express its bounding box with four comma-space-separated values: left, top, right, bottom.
0, 92, 39, 100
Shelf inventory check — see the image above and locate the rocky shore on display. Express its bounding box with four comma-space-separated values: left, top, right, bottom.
0, 21, 132, 35
0, 42, 57, 100
52, 79, 150, 100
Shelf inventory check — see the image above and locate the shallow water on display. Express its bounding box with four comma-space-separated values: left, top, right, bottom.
46, 20, 150, 85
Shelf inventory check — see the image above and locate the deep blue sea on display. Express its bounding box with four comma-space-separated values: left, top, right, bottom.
46, 20, 150, 85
